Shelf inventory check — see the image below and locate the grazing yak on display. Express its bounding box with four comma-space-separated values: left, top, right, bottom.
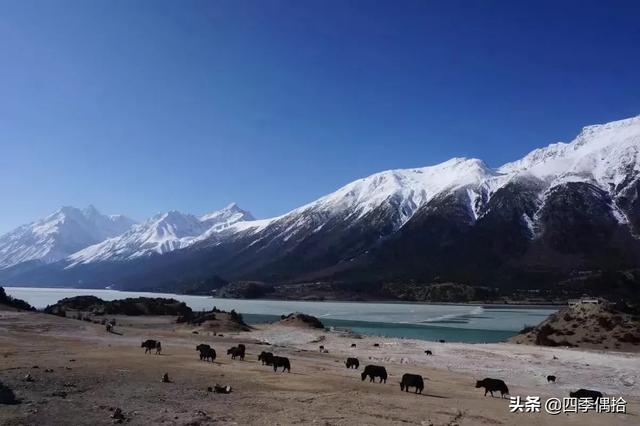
351, 343, 356, 348
196, 344, 216, 362
345, 357, 359, 369
570, 389, 602, 402
475, 378, 509, 398
361, 365, 387, 383
227, 346, 245, 360
425, 350, 433, 356
400, 373, 424, 394
272, 356, 291, 372
196, 343, 211, 352
258, 351, 274, 366
547, 375, 556, 383
141, 340, 161, 354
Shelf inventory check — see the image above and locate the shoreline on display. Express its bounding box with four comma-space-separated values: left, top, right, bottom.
3, 285, 565, 308
3, 286, 558, 344
3, 286, 559, 344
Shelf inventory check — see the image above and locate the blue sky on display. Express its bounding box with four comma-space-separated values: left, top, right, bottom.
1, 0, 639, 233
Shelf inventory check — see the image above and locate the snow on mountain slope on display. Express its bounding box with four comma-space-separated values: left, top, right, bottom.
296, 157, 505, 223
0, 206, 136, 269
220, 157, 508, 243
67, 203, 253, 265
8, 115, 640, 273
216, 115, 640, 246
499, 115, 640, 191
183, 158, 514, 259
200, 203, 255, 231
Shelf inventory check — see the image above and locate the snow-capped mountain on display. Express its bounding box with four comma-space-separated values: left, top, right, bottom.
195, 157, 507, 264
3, 115, 640, 299
282, 156, 503, 227
210, 116, 640, 251
499, 116, 640, 191
67, 203, 253, 265
0, 206, 135, 269
174, 114, 640, 287
200, 202, 254, 227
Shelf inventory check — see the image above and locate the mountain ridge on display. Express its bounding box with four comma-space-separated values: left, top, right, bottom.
0, 206, 136, 270
2, 115, 640, 301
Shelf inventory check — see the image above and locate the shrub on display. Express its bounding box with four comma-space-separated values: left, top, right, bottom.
0, 287, 35, 311
519, 324, 536, 334
597, 317, 614, 330
618, 333, 640, 344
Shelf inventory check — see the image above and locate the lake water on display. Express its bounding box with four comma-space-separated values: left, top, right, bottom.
4, 287, 557, 343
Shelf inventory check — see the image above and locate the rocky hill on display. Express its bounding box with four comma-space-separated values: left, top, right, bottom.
177, 307, 251, 333
510, 300, 640, 351
44, 296, 192, 317
278, 312, 325, 329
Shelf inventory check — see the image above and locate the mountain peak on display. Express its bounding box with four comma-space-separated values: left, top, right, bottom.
498, 114, 640, 185
224, 202, 239, 210
66, 204, 255, 265
83, 204, 100, 216
0, 206, 135, 269
201, 204, 254, 223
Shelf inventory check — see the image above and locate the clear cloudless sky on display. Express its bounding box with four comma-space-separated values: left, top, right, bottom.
1, 0, 639, 233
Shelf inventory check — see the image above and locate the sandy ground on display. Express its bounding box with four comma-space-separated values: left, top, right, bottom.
1, 309, 638, 426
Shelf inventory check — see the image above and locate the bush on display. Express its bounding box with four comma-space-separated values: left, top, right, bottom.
535, 324, 575, 347
0, 380, 19, 405
0, 287, 35, 311
597, 316, 614, 330
618, 333, 640, 344
229, 309, 244, 323
519, 324, 536, 334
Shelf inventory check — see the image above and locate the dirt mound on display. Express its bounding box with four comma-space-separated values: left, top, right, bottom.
278, 312, 325, 329
177, 308, 251, 332
510, 300, 640, 351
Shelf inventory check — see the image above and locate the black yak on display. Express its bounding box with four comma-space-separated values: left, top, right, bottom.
425, 350, 433, 356
400, 373, 424, 393
227, 346, 245, 360
141, 340, 161, 354
345, 357, 359, 369
475, 378, 509, 398
351, 343, 356, 348
196, 344, 216, 362
272, 356, 291, 372
570, 389, 602, 402
361, 365, 387, 383
196, 343, 211, 352
547, 375, 556, 383
258, 351, 274, 365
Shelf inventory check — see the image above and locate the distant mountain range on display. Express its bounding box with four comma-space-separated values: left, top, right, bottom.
2, 115, 640, 301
